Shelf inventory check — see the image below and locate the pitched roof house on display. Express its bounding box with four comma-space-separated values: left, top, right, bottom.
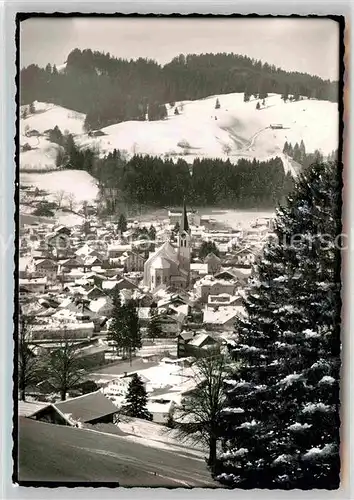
28, 391, 119, 426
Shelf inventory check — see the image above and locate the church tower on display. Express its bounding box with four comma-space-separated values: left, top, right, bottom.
177, 198, 191, 279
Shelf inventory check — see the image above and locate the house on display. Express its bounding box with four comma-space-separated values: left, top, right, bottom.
190, 263, 209, 282
115, 277, 139, 291
147, 398, 176, 424
215, 267, 252, 283
89, 296, 113, 317
30, 321, 95, 341
207, 293, 243, 308
203, 305, 245, 331
107, 243, 132, 260
194, 275, 238, 303
84, 286, 105, 301
18, 277, 47, 294
33, 258, 57, 281
45, 232, 70, 254
53, 225, 71, 236
28, 391, 119, 426
102, 373, 149, 401
204, 252, 222, 275
75, 244, 103, 260
176, 331, 195, 358
187, 332, 220, 356
59, 257, 83, 273
177, 330, 219, 358
120, 251, 145, 272
84, 255, 103, 270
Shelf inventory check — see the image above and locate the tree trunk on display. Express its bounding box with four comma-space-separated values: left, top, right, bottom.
60, 390, 67, 401
20, 388, 26, 402
208, 435, 217, 471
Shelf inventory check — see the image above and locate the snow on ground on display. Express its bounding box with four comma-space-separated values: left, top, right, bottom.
119, 418, 205, 455
20, 138, 63, 172
77, 93, 338, 162
20, 170, 99, 203
20, 101, 85, 136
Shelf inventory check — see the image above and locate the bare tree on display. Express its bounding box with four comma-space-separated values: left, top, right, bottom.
54, 190, 66, 209
18, 313, 40, 401
45, 331, 83, 400
66, 192, 76, 212
173, 350, 231, 471
222, 143, 232, 156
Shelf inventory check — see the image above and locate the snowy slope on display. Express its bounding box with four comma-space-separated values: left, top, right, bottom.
76, 93, 338, 162
20, 101, 85, 137
21, 170, 99, 203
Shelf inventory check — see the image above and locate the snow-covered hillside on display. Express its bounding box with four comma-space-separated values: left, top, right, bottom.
76, 93, 338, 162
20, 101, 85, 137
21, 170, 99, 204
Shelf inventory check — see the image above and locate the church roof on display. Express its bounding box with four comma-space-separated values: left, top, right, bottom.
180, 199, 189, 233
145, 241, 179, 269
151, 256, 171, 269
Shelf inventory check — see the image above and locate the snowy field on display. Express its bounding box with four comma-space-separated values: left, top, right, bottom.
20, 101, 85, 137
76, 93, 338, 162
21, 170, 99, 204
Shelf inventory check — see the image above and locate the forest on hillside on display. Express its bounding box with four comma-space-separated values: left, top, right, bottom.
47, 125, 294, 209
20, 49, 338, 131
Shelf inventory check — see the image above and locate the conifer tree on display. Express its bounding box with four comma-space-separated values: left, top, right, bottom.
147, 307, 162, 341
216, 160, 341, 489
107, 289, 125, 356
174, 106, 180, 115
293, 142, 301, 163
29, 102, 35, 114
118, 213, 127, 233
215, 98, 221, 109
283, 141, 289, 154
123, 373, 152, 420
243, 92, 250, 102
299, 140, 306, 164
256, 101, 261, 110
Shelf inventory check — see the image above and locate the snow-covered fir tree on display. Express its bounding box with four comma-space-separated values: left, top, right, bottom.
123, 374, 152, 421
215, 160, 341, 489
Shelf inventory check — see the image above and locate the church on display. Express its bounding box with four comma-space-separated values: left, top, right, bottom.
143, 201, 191, 292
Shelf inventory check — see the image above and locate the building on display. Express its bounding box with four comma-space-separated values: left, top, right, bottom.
143, 201, 191, 291
120, 251, 145, 272
147, 398, 176, 424
194, 275, 238, 303
33, 258, 58, 282
18, 277, 47, 294
177, 330, 219, 358
27, 391, 119, 426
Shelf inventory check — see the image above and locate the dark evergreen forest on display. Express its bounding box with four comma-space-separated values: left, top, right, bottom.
20, 49, 338, 131
51, 126, 293, 209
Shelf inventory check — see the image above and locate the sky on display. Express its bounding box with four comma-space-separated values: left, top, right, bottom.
20, 17, 340, 81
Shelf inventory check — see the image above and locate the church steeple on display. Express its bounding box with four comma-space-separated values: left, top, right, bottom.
180, 198, 189, 234
177, 198, 191, 285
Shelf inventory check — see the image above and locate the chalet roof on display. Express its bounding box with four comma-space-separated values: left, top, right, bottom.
204, 252, 221, 263
178, 331, 195, 341
188, 333, 217, 347
54, 390, 118, 423
18, 400, 49, 417
203, 306, 245, 325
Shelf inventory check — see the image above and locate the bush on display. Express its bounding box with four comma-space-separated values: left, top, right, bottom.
32, 205, 55, 217
22, 143, 32, 152
177, 139, 191, 149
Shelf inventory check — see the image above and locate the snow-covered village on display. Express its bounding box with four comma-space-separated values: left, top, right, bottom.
15, 16, 342, 489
